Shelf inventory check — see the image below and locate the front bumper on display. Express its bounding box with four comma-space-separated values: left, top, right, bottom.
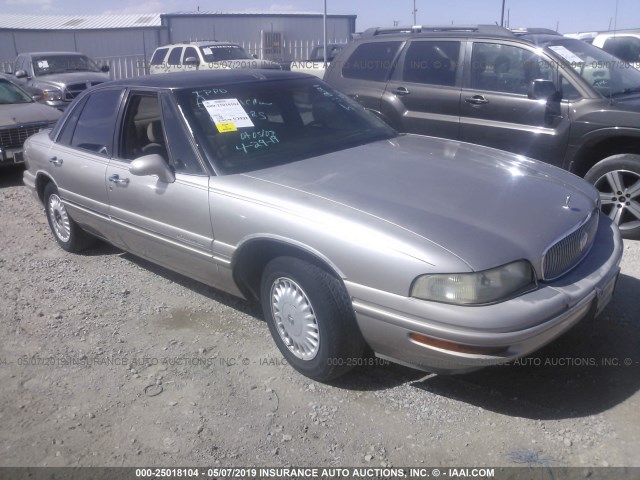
346, 217, 623, 374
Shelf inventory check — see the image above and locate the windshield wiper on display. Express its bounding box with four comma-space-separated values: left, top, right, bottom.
612, 86, 640, 97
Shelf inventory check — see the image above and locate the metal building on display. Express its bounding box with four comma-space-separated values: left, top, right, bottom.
0, 11, 356, 78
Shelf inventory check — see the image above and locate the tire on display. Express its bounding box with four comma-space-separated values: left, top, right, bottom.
43, 183, 95, 252
260, 256, 366, 382
585, 154, 640, 239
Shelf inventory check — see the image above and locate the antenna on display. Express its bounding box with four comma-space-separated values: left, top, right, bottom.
412, 0, 417, 25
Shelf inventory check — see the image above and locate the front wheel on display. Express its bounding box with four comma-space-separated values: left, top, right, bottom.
44, 183, 95, 252
585, 154, 640, 239
260, 256, 365, 382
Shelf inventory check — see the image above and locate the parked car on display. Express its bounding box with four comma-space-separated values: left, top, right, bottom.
149, 41, 281, 74
324, 25, 640, 238
566, 30, 640, 69
290, 43, 346, 78
0, 77, 61, 168
23, 70, 622, 381
11, 52, 110, 110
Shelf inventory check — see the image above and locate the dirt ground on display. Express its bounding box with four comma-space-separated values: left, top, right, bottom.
1, 166, 639, 468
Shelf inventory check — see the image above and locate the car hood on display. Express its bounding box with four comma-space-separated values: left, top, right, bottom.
243, 134, 599, 273
33, 71, 110, 89
0, 102, 61, 127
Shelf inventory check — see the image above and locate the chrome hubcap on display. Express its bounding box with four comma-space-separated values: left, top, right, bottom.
48, 194, 71, 242
270, 277, 319, 361
597, 170, 640, 232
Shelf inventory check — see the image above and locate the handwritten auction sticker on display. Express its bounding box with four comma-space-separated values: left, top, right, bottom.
203, 98, 254, 133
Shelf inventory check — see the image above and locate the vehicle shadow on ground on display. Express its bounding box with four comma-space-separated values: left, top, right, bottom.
409, 272, 640, 419
120, 252, 264, 320
0, 167, 25, 188
118, 251, 420, 389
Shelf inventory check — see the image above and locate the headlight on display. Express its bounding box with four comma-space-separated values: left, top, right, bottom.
411, 260, 537, 306
42, 89, 63, 102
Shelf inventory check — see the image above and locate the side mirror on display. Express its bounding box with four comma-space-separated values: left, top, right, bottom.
15, 70, 28, 79
184, 56, 200, 66
129, 154, 175, 183
528, 79, 560, 101
100, 64, 110, 73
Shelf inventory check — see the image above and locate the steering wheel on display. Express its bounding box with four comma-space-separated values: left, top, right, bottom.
593, 78, 610, 88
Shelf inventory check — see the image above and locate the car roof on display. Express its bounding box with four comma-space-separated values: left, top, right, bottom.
357, 25, 560, 43
22, 52, 88, 56
159, 41, 241, 48
99, 70, 311, 90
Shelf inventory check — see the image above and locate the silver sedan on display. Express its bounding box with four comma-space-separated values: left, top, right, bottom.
23, 70, 623, 381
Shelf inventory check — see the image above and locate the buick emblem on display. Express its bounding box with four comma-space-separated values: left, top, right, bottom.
563, 195, 572, 210
579, 230, 589, 251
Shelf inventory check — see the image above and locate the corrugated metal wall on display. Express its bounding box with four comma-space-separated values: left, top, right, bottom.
166, 15, 352, 55
0, 14, 356, 77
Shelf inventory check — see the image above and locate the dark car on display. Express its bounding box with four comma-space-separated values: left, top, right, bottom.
12, 52, 110, 110
324, 25, 640, 237
0, 77, 61, 168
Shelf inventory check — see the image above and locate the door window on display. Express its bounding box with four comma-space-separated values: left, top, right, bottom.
69, 89, 122, 156
183, 47, 199, 64
120, 93, 165, 161
471, 43, 554, 95
402, 41, 460, 86
167, 47, 183, 66
342, 41, 403, 81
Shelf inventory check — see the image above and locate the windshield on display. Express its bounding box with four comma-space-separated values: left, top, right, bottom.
199, 45, 251, 62
543, 38, 640, 97
176, 78, 397, 175
0, 79, 32, 104
32, 55, 101, 76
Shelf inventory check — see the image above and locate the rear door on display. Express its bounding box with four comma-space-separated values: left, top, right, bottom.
459, 40, 571, 165
382, 39, 463, 139
105, 89, 217, 285
329, 40, 404, 115
47, 88, 123, 244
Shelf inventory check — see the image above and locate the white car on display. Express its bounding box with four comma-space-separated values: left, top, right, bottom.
149, 41, 281, 74
566, 30, 640, 70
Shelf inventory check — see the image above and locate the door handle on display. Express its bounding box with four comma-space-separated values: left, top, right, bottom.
465, 95, 489, 105
108, 174, 130, 186
393, 86, 410, 96
49, 156, 63, 166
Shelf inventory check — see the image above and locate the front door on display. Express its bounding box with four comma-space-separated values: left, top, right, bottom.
105, 90, 217, 286
459, 41, 571, 166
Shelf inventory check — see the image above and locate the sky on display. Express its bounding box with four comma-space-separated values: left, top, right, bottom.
2, 0, 639, 34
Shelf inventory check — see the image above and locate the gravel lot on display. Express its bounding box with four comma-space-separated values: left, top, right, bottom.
1, 166, 639, 468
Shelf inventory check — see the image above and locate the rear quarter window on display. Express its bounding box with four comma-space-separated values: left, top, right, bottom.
342, 41, 403, 81
150, 48, 169, 65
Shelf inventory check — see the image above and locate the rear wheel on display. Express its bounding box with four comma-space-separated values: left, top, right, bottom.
44, 183, 95, 252
585, 154, 640, 239
260, 256, 365, 382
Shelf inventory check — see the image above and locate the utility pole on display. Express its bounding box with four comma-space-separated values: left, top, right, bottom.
323, 0, 327, 67
500, 0, 506, 27
413, 0, 417, 25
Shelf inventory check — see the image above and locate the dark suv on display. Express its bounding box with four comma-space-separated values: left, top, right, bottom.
324, 25, 640, 238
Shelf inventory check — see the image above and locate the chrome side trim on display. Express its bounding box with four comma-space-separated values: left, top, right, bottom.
460, 116, 557, 135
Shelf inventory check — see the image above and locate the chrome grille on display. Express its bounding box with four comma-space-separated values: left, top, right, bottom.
65, 81, 104, 100
542, 209, 600, 280
0, 122, 50, 149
